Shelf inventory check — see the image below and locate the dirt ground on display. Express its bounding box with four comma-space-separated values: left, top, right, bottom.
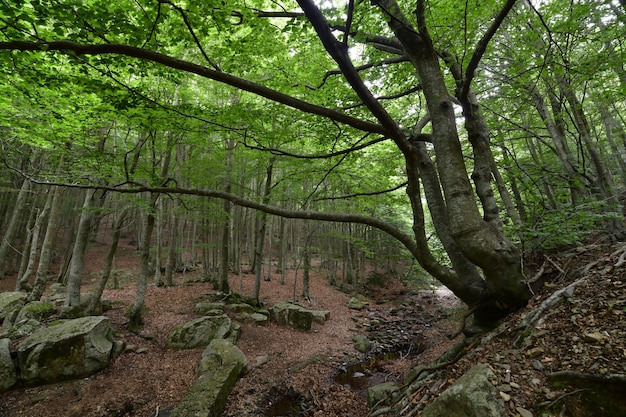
1, 234, 624, 417
0, 235, 459, 417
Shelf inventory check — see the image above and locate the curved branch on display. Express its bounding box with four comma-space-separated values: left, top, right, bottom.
0, 40, 388, 135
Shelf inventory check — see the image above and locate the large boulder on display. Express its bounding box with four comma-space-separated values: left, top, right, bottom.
0, 338, 17, 393
0, 292, 26, 322
421, 363, 507, 417
270, 302, 313, 331
166, 315, 232, 349
17, 316, 113, 386
172, 339, 247, 417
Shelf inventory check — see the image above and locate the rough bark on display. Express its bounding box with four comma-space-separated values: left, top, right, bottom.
64, 189, 98, 310
0, 179, 30, 279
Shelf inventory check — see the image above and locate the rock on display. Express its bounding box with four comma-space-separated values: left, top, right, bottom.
0, 338, 17, 393
2, 318, 45, 340
353, 334, 373, 353
583, 331, 606, 343
167, 315, 232, 349
17, 316, 113, 386
421, 363, 507, 417
250, 313, 268, 325
255, 355, 269, 367
367, 381, 399, 408
15, 301, 56, 323
0, 292, 26, 321
311, 310, 330, 323
348, 297, 369, 310
516, 407, 533, 417
195, 302, 225, 316
270, 302, 313, 331
228, 303, 256, 314
173, 339, 247, 417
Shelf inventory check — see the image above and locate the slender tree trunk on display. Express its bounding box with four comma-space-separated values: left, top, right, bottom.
0, 179, 30, 279
164, 204, 179, 287
128, 194, 156, 332
63, 189, 98, 312
252, 157, 274, 301
27, 185, 64, 299
88, 207, 129, 314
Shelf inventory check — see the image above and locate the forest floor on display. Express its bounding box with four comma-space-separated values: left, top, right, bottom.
0, 233, 624, 417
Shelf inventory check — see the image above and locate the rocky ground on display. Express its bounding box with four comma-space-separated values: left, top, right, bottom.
0, 234, 624, 417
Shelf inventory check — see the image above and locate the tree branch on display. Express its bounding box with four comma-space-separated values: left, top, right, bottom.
0, 40, 388, 135
459, 0, 517, 102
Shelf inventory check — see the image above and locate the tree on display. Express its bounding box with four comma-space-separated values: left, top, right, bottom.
1, 0, 624, 328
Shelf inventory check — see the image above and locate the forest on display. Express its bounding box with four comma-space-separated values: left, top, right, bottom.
0, 1, 625, 416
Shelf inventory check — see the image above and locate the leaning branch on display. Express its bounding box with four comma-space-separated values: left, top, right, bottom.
0, 40, 388, 136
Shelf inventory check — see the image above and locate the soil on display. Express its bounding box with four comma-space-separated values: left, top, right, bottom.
0, 234, 624, 417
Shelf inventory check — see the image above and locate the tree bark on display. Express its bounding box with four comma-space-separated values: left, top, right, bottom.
0, 179, 30, 279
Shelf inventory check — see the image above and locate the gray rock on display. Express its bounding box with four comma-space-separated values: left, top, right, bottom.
227, 303, 256, 314
0, 292, 26, 321
421, 363, 507, 417
2, 318, 45, 340
17, 316, 113, 386
353, 334, 373, 353
15, 301, 56, 323
311, 310, 330, 323
270, 302, 313, 331
0, 338, 17, 393
348, 297, 369, 310
195, 302, 225, 316
367, 381, 399, 408
167, 315, 232, 349
250, 313, 268, 325
173, 339, 247, 417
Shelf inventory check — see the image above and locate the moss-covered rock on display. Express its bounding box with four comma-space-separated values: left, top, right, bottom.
17, 316, 113, 386
15, 301, 57, 323
0, 338, 17, 393
166, 315, 231, 349
0, 292, 26, 322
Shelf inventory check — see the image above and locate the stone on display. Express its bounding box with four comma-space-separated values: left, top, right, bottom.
348, 297, 369, 310
227, 303, 256, 314
194, 302, 225, 316
421, 363, 507, 417
17, 316, 113, 386
173, 339, 247, 417
0, 338, 17, 393
0, 292, 26, 321
167, 315, 232, 349
311, 310, 330, 323
270, 302, 313, 331
516, 407, 533, 417
15, 301, 56, 323
367, 381, 399, 408
250, 313, 268, 325
353, 334, 373, 353
255, 355, 269, 366
2, 318, 45, 340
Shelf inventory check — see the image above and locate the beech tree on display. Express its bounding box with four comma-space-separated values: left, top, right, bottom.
1, 0, 624, 328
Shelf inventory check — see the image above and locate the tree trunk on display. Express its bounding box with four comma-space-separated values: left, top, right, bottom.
0, 179, 30, 279
252, 157, 274, 301
63, 188, 98, 311
88, 207, 129, 314
27, 185, 64, 300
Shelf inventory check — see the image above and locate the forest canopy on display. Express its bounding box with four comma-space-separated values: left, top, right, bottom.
0, 0, 625, 328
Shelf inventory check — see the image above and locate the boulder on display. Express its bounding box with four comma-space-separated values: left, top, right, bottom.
166, 315, 232, 349
15, 301, 56, 323
270, 302, 313, 331
367, 381, 400, 408
195, 302, 225, 316
348, 297, 369, 310
421, 363, 507, 417
352, 334, 373, 353
172, 339, 247, 417
2, 318, 45, 340
0, 338, 17, 393
0, 292, 26, 321
227, 303, 256, 314
17, 316, 113, 386
250, 313, 269, 325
